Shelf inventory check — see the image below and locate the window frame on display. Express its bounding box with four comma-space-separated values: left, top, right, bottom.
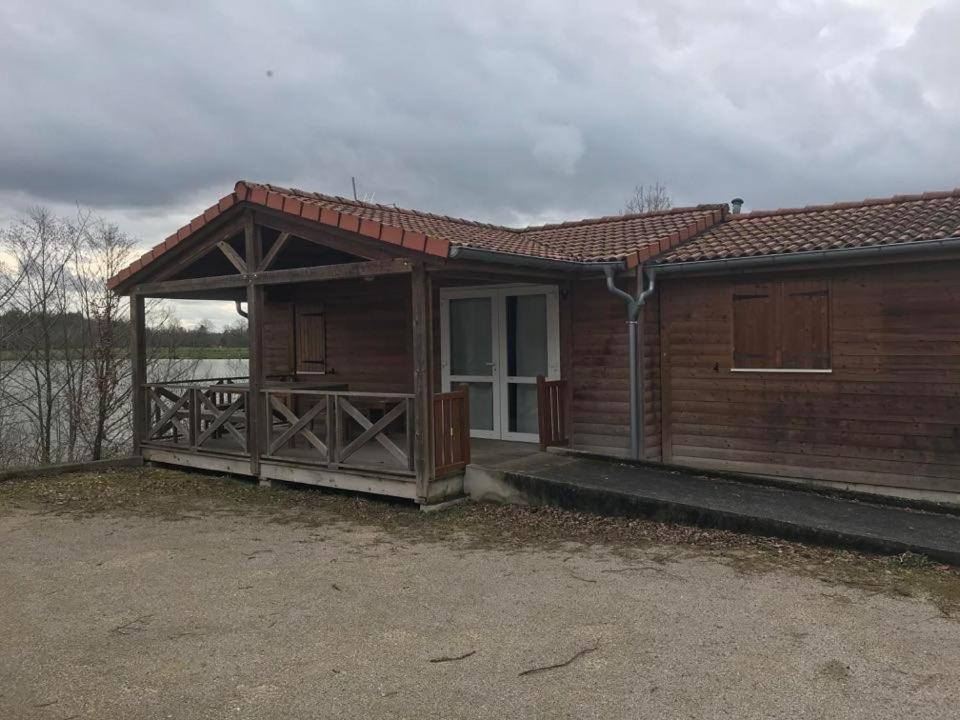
730, 276, 832, 374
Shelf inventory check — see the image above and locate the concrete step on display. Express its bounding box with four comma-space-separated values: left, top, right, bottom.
466, 455, 960, 566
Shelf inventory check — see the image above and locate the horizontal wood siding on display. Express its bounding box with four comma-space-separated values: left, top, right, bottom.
262, 300, 294, 377
290, 276, 412, 393
660, 261, 960, 492
569, 277, 661, 459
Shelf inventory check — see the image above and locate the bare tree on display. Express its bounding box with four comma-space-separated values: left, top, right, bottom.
2, 209, 80, 464
73, 221, 136, 459
0, 207, 223, 468
622, 181, 673, 215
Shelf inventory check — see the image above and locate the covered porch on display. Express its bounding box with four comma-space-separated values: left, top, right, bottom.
121, 188, 570, 503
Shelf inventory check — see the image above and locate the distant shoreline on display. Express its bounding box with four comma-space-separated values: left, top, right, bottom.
0, 347, 249, 361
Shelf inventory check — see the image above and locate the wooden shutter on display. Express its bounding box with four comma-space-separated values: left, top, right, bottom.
780, 279, 830, 369
732, 282, 776, 368
263, 301, 294, 377
296, 303, 326, 373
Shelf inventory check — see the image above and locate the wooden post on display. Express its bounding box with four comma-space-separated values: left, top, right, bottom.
559, 281, 573, 448
411, 264, 433, 500
459, 383, 470, 466
244, 214, 265, 479
130, 294, 146, 455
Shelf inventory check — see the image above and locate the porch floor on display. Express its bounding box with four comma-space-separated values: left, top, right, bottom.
469, 439, 545, 470
145, 437, 545, 475
142, 436, 547, 500
143, 433, 414, 477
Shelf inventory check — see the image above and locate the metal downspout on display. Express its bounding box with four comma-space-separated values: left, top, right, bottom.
604, 265, 656, 459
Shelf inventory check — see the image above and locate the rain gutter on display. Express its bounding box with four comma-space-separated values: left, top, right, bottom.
603, 264, 657, 460
650, 235, 960, 275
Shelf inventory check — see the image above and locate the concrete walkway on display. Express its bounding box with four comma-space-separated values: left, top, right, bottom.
472, 452, 960, 565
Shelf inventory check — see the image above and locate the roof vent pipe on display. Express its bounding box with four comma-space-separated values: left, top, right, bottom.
603, 265, 656, 460
731, 198, 744, 215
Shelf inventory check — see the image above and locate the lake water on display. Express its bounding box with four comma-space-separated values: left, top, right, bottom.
148, 357, 249, 382
0, 358, 250, 468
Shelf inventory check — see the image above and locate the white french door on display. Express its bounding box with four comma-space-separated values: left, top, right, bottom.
440, 285, 560, 442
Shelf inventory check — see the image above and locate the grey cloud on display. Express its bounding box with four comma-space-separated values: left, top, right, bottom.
1, 0, 958, 226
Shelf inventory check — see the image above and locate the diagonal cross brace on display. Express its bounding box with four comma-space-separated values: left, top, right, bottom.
197, 393, 246, 449
339, 398, 408, 466
268, 396, 328, 457
148, 389, 190, 440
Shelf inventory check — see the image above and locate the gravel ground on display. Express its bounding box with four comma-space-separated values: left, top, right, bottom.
1, 467, 959, 719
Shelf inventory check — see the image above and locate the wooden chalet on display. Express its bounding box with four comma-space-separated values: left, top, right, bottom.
109, 182, 960, 504
649, 191, 960, 497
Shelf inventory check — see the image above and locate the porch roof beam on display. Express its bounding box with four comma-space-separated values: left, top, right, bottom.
259, 231, 290, 271
216, 240, 248, 273
132, 258, 414, 297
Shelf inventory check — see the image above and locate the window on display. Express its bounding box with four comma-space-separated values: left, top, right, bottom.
296, 303, 326, 374
732, 278, 830, 371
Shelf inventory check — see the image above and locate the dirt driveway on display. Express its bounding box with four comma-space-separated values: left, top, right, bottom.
1, 468, 959, 719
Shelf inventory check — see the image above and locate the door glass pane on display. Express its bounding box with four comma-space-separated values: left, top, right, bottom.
508, 383, 539, 434
506, 294, 547, 377
464, 382, 494, 431
450, 297, 492, 376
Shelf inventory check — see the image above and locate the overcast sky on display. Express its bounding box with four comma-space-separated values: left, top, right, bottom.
2, 0, 958, 327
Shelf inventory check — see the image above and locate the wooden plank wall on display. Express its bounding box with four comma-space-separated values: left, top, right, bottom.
569, 277, 661, 459
265, 272, 668, 455
262, 301, 295, 376
659, 261, 960, 493
262, 276, 413, 393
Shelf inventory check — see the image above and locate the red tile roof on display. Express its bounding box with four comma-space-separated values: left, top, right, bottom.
656, 188, 960, 264
108, 181, 726, 289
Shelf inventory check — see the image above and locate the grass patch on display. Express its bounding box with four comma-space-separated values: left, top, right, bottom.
2, 466, 959, 619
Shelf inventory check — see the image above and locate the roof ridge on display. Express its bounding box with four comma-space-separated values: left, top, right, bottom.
517, 204, 727, 232
243, 180, 520, 233
731, 187, 960, 221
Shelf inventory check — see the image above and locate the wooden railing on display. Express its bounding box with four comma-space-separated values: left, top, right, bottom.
536, 376, 568, 451
262, 389, 416, 477
163, 376, 249, 385
142, 381, 249, 456
143, 380, 477, 483
433, 385, 471, 478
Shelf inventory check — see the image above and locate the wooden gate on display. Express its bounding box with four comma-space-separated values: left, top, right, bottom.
433, 385, 470, 477
536, 376, 568, 451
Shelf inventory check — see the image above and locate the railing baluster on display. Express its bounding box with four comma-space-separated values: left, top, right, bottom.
189, 387, 198, 449
332, 394, 342, 467
325, 394, 334, 467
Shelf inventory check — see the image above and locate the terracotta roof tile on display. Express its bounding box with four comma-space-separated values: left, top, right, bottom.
108, 180, 724, 289
657, 189, 960, 264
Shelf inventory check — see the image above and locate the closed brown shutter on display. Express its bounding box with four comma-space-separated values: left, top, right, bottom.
780, 280, 830, 369
296, 303, 326, 373
732, 282, 776, 369
263, 301, 295, 377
